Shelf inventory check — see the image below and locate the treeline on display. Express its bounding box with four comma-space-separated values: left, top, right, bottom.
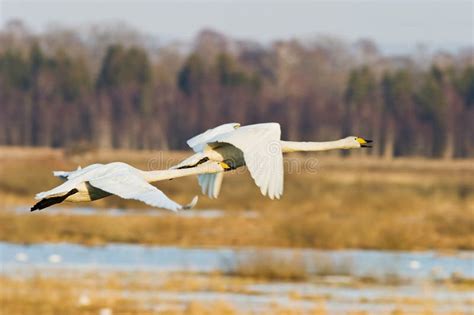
1, 20, 473, 158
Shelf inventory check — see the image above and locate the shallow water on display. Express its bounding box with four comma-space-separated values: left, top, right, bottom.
2, 242, 473, 280
1, 242, 473, 314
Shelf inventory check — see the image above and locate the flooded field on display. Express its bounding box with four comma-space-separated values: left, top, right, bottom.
2, 242, 473, 314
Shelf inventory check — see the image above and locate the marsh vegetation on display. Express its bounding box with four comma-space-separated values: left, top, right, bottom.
1, 148, 473, 250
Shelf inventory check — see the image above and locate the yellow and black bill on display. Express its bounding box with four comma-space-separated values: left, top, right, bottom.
356, 137, 373, 148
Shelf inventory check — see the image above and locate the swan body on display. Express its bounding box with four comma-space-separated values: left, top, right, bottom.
173, 122, 372, 199
32, 161, 226, 212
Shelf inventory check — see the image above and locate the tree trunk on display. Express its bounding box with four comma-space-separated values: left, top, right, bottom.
383, 118, 395, 160
97, 94, 113, 149
443, 126, 455, 160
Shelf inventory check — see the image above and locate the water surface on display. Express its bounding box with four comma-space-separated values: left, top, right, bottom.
1, 242, 473, 314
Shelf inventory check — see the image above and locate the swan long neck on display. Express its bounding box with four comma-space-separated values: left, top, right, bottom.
141, 163, 223, 183
280, 139, 347, 153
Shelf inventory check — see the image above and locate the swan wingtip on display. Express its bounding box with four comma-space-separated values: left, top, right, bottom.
182, 196, 199, 210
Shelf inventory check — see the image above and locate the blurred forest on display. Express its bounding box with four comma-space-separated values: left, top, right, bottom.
1, 20, 473, 158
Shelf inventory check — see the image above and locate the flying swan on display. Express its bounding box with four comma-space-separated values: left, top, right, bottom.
31, 161, 227, 212
172, 122, 372, 200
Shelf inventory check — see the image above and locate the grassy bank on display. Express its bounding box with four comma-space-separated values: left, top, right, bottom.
0, 147, 473, 250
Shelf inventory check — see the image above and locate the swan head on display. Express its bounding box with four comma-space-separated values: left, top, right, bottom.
343, 136, 373, 149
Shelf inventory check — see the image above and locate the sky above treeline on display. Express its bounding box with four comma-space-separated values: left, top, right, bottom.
0, 0, 472, 54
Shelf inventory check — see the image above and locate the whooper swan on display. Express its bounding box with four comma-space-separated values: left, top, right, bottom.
31, 161, 227, 212
172, 122, 372, 200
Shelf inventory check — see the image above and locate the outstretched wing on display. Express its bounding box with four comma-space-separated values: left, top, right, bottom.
198, 172, 224, 199
180, 123, 239, 197
53, 164, 102, 181
35, 179, 80, 200
88, 169, 197, 212
208, 123, 284, 199
187, 123, 240, 153
38, 164, 103, 199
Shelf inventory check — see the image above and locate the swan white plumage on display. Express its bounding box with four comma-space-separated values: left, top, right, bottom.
172, 122, 372, 199
173, 123, 284, 199
31, 161, 227, 212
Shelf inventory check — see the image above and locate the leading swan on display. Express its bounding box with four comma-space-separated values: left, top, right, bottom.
172, 122, 372, 199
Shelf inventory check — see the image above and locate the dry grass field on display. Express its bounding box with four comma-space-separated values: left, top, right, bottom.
0, 146, 473, 250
